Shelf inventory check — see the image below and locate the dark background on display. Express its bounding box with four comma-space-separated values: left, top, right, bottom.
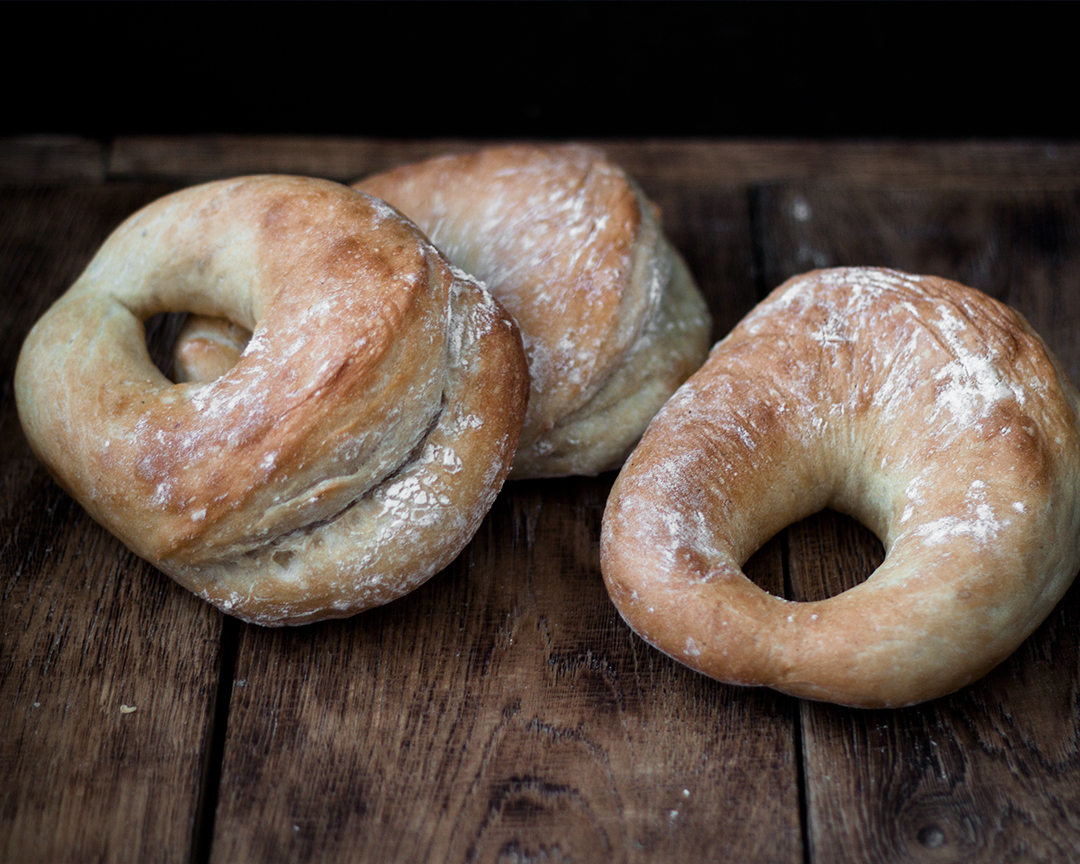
5, 2, 1074, 142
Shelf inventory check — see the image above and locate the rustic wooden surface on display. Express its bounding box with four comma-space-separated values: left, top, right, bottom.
2, 138, 1079, 863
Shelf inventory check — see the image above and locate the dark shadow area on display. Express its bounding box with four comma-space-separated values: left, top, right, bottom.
144, 311, 190, 381
192, 615, 241, 864
5, 3, 1075, 141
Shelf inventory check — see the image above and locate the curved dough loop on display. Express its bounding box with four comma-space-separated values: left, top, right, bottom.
16, 176, 529, 625
356, 145, 711, 478
601, 268, 1080, 707
172, 146, 712, 479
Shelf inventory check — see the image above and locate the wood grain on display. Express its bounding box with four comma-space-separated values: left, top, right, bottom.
0, 137, 105, 186
107, 137, 1080, 191
210, 480, 802, 864
0, 185, 225, 863
759, 186, 1080, 862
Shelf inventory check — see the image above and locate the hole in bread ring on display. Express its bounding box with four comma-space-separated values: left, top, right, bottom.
601, 267, 1080, 708
170, 315, 251, 383
15, 176, 529, 625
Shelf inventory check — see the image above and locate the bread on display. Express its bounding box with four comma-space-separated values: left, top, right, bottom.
601, 267, 1080, 707
173, 146, 712, 478
16, 176, 529, 625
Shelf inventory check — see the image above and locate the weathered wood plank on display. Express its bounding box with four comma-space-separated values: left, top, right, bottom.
210, 481, 801, 864
0, 137, 106, 186
0, 185, 225, 862
108, 137, 1080, 191
107, 137, 492, 186
759, 186, 1080, 862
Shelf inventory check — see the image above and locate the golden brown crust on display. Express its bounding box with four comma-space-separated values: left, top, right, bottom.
172, 148, 711, 479
15, 176, 529, 625
355, 145, 711, 478
601, 267, 1080, 707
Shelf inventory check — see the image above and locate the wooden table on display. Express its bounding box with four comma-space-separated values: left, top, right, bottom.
3, 137, 1080, 863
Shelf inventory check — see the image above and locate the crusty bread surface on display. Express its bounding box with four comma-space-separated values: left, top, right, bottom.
173, 147, 712, 479
601, 267, 1080, 707
356, 145, 711, 478
16, 176, 529, 625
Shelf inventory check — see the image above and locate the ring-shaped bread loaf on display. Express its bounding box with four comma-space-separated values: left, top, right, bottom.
15, 176, 529, 626
173, 146, 712, 479
601, 267, 1080, 707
